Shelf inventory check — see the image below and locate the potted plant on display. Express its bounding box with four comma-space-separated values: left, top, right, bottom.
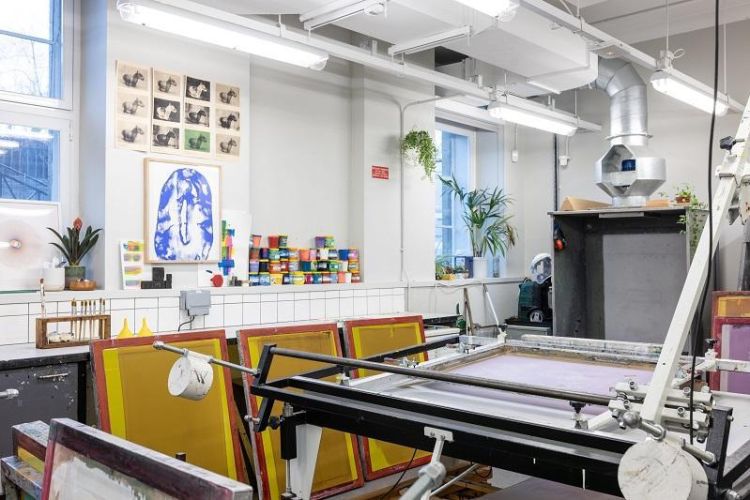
674, 183, 696, 204
672, 185, 708, 259
48, 218, 102, 289
401, 130, 438, 180
440, 176, 517, 279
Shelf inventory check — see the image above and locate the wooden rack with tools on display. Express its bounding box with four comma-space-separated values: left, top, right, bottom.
35, 299, 111, 349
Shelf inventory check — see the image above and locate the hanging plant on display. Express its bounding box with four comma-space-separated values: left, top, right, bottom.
401, 130, 438, 180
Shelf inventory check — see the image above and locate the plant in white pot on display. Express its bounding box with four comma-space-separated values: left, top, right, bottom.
401, 129, 438, 180
440, 176, 517, 278
47, 217, 102, 289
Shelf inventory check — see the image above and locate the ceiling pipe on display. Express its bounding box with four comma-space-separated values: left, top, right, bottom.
595, 58, 649, 146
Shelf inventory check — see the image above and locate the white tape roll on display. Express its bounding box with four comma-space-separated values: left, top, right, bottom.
167, 355, 214, 401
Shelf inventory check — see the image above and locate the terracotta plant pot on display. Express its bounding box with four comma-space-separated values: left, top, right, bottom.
64, 265, 86, 289
675, 195, 691, 204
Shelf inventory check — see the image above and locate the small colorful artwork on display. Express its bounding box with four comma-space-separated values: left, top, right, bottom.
120, 240, 145, 290
185, 129, 211, 153
145, 160, 221, 264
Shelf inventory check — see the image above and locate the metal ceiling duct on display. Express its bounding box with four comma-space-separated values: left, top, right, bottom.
594, 58, 666, 207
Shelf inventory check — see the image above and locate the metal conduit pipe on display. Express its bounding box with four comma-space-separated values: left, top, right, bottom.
595, 58, 649, 147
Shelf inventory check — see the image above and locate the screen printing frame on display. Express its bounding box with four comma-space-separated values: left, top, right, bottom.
250, 337, 739, 498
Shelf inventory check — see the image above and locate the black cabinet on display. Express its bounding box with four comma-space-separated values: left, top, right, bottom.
0, 363, 81, 457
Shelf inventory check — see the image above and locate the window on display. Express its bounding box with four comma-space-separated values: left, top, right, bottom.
435, 124, 475, 261
0, 0, 72, 108
0, 122, 61, 201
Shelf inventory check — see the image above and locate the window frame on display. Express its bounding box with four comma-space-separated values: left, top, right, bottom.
0, 0, 75, 110
434, 121, 477, 260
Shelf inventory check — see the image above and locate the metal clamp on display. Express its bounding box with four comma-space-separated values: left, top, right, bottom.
682, 439, 717, 466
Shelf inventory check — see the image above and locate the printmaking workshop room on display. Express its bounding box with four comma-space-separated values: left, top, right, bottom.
3, 1, 750, 499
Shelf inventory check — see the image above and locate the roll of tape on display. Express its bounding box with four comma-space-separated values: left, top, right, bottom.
167, 355, 214, 401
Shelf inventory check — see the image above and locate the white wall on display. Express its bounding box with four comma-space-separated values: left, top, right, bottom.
517, 19, 750, 290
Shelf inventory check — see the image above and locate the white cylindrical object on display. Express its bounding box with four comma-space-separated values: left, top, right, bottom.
43, 267, 65, 291
167, 355, 214, 401
472, 257, 488, 279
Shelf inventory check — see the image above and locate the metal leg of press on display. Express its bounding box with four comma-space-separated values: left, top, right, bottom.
280, 402, 322, 500
400, 427, 452, 500
280, 404, 297, 500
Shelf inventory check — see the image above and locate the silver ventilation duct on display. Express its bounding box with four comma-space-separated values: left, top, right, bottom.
594, 59, 666, 207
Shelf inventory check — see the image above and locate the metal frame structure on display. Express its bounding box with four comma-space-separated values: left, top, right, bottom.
247, 337, 739, 499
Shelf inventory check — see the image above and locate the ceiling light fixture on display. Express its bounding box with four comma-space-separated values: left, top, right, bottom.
650, 72, 729, 115
388, 26, 472, 57
453, 0, 519, 22
300, 0, 387, 31
116, 0, 329, 70
488, 94, 578, 136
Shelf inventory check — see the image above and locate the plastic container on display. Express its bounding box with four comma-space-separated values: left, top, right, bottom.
268, 235, 280, 248
325, 236, 335, 248
269, 248, 280, 261
282, 273, 291, 285
270, 273, 283, 285
269, 261, 282, 273
348, 260, 360, 273
280, 260, 289, 273
248, 274, 260, 286
304, 273, 313, 284
299, 248, 310, 261
338, 249, 349, 261
249, 247, 261, 260
339, 260, 349, 272
317, 260, 329, 272
251, 234, 262, 248
312, 272, 323, 284
291, 272, 305, 285
258, 260, 270, 273
279, 247, 290, 259
341, 272, 352, 284
321, 272, 332, 284
315, 236, 326, 248
287, 248, 299, 259
278, 234, 288, 248
330, 272, 339, 284
259, 248, 270, 259
259, 273, 271, 286
329, 260, 339, 272
301, 261, 315, 272
288, 259, 300, 272
249, 260, 260, 273
348, 248, 359, 260
351, 273, 361, 283
318, 248, 329, 260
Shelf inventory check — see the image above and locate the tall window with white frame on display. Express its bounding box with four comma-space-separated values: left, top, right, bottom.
434, 123, 474, 274
0, 0, 71, 203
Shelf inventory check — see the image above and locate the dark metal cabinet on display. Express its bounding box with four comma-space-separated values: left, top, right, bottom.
0, 363, 80, 457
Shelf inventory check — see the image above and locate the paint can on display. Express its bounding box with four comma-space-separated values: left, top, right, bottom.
288, 248, 299, 259
167, 355, 214, 401
317, 260, 329, 272
318, 248, 329, 260
282, 273, 291, 285
248, 274, 260, 286
339, 260, 349, 272
329, 260, 340, 272
301, 261, 315, 272
288, 259, 300, 272
299, 248, 310, 261
268, 248, 280, 261
269, 261, 282, 273
321, 272, 332, 284
348, 260, 360, 273
270, 273, 283, 285
341, 272, 351, 283
291, 272, 305, 285
278, 234, 288, 248
249, 247, 261, 260
259, 248, 270, 259
312, 272, 323, 284
338, 249, 349, 261
251, 234, 262, 248
348, 248, 359, 260
258, 260, 270, 273
279, 247, 290, 259
268, 235, 280, 248
315, 236, 326, 248
304, 273, 313, 284
351, 273, 361, 283
280, 260, 289, 273
249, 260, 260, 273
259, 273, 271, 286
330, 272, 339, 284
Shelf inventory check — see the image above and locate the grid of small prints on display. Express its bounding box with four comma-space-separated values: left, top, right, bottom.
115, 61, 241, 160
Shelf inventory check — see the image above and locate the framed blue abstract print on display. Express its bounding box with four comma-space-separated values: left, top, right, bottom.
144, 159, 222, 264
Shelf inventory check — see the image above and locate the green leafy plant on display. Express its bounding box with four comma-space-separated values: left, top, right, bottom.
674, 183, 698, 204
435, 258, 455, 280
47, 217, 102, 266
440, 175, 517, 258
401, 130, 438, 180
670, 185, 707, 258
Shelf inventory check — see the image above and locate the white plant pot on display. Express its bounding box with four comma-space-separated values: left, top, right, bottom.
43, 267, 66, 291
472, 257, 488, 279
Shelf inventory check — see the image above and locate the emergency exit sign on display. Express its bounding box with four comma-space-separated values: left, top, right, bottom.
371, 165, 389, 180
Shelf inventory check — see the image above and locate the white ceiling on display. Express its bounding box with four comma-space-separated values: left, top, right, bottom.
557, 0, 750, 44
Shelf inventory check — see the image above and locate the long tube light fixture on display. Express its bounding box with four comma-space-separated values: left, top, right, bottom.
116, 0, 329, 70
453, 0, 519, 21
388, 26, 472, 57
650, 71, 729, 116
300, 0, 386, 31
488, 94, 578, 136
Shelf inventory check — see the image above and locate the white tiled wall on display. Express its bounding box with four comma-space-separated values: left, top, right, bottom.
0, 287, 407, 345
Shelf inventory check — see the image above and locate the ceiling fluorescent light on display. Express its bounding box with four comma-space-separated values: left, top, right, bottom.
116, 0, 329, 70
453, 0, 519, 21
388, 26, 471, 57
488, 97, 578, 136
300, 0, 386, 31
0, 140, 20, 149
650, 71, 729, 116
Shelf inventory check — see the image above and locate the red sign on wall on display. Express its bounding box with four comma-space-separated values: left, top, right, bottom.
371, 165, 389, 180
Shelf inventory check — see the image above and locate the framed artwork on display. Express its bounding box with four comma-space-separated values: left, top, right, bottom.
120, 240, 145, 290
237, 324, 364, 500
216, 83, 240, 107
185, 76, 211, 102
153, 69, 182, 98
710, 292, 750, 392
144, 159, 222, 264
41, 418, 251, 499
116, 61, 150, 92
115, 61, 150, 152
